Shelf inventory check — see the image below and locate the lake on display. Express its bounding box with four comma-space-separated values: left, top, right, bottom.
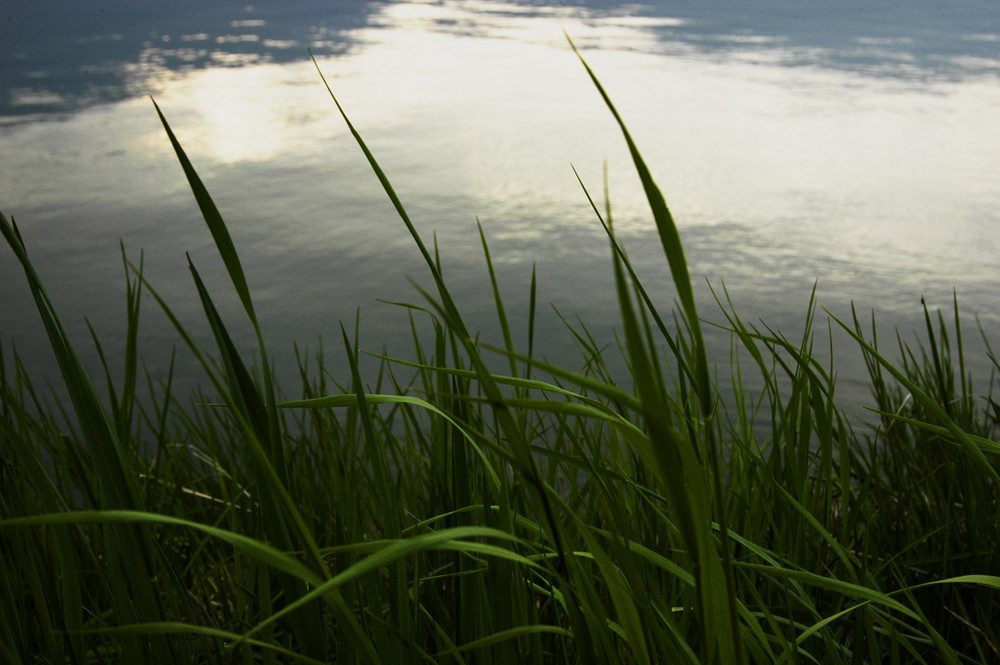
2, 0, 999, 421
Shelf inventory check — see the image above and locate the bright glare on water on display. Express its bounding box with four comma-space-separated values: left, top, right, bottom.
2, 1, 998, 418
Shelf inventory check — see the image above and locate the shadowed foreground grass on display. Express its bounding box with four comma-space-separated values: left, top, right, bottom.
1, 43, 999, 665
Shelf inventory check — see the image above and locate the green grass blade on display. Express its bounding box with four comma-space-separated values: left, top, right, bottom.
0, 213, 141, 512
569, 39, 743, 663
566, 36, 711, 417
431, 625, 574, 658
830, 308, 1000, 484
0, 510, 324, 593
151, 98, 257, 326
244, 527, 535, 641
311, 54, 576, 616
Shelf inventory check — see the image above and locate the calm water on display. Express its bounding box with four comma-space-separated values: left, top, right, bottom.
2, 1, 999, 419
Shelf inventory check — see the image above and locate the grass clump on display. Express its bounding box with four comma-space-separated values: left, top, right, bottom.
2, 41, 999, 664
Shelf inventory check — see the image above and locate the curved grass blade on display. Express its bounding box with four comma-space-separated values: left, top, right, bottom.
567, 37, 744, 663
0, 510, 323, 587
380, 346, 642, 412
243, 527, 536, 642
565, 36, 711, 417
431, 624, 573, 658
149, 99, 383, 659
310, 55, 578, 634
151, 98, 256, 326
736, 562, 918, 619
277, 391, 503, 492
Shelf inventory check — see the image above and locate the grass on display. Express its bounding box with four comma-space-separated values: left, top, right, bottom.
2, 40, 999, 664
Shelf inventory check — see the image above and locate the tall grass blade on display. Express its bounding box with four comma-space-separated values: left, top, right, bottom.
309, 51, 576, 616
568, 35, 744, 664
151, 98, 256, 326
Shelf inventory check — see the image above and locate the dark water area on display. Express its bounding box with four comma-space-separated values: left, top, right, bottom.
1, 1, 376, 118
2, 0, 999, 427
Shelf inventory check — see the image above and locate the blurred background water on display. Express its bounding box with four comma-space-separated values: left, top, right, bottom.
2, 0, 998, 422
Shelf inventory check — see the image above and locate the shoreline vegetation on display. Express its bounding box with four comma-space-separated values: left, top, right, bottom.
2, 40, 999, 664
